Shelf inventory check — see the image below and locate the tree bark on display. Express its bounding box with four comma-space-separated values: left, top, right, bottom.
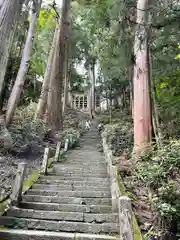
63, 45, 69, 114
6, 0, 42, 125
128, 65, 134, 118
88, 66, 93, 118
91, 63, 96, 114
0, 0, 24, 100
133, 0, 152, 153
46, 0, 71, 131
36, 24, 58, 119
63, 18, 71, 114
68, 74, 73, 107
1, 1, 31, 108
88, 63, 95, 117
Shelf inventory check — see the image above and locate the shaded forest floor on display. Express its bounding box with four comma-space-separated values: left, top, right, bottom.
0, 102, 89, 202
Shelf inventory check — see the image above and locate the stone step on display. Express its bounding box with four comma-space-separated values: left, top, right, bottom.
50, 171, 108, 178
48, 172, 108, 178
52, 167, 107, 172
31, 184, 110, 192
52, 170, 107, 176
61, 157, 104, 162
0, 229, 120, 240
58, 163, 107, 167
65, 160, 105, 164
36, 179, 110, 187
0, 217, 119, 234
39, 175, 110, 182
27, 189, 111, 198
19, 202, 112, 213
7, 207, 118, 223
53, 164, 107, 170
23, 195, 112, 205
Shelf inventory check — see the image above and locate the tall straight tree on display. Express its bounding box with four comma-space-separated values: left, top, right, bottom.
46, 0, 71, 131
35, 24, 58, 119
88, 66, 93, 118
133, 0, 152, 153
63, 17, 71, 114
88, 62, 95, 118
91, 62, 96, 115
0, 0, 24, 101
6, 0, 42, 125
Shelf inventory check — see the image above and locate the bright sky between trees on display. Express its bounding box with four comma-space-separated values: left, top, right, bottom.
43, 0, 62, 7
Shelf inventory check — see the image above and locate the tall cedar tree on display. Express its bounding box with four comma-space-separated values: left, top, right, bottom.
133, 0, 152, 153
0, 0, 24, 102
46, 0, 71, 131
6, 0, 42, 125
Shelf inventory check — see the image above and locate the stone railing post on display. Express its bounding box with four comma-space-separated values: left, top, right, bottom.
110, 165, 119, 212
118, 196, 133, 240
54, 142, 61, 162
64, 138, 69, 152
41, 147, 49, 175
69, 135, 73, 148
11, 162, 27, 206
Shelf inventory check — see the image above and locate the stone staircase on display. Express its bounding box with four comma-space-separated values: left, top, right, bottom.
0, 123, 120, 239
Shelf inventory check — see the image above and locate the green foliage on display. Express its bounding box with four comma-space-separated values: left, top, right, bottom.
3, 5, 56, 106
156, 70, 180, 138
9, 102, 47, 155
101, 110, 133, 156
136, 141, 180, 223
30, 7, 56, 77
71, 0, 133, 98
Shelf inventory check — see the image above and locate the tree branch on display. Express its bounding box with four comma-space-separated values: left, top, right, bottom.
125, 10, 180, 29
50, 0, 60, 19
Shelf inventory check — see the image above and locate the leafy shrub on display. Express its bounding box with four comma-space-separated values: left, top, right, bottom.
103, 121, 133, 157
136, 141, 180, 225
9, 102, 47, 155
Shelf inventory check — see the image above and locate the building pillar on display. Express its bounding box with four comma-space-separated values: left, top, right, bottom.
82, 95, 84, 109
78, 96, 80, 109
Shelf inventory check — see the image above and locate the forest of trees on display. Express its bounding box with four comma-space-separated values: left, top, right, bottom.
0, 0, 180, 238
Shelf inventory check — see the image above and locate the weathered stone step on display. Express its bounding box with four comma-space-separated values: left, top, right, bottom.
68, 156, 104, 159
65, 161, 105, 165
50, 171, 108, 178
36, 179, 110, 187
39, 175, 110, 182
52, 167, 107, 173
0, 217, 119, 234
27, 189, 111, 198
19, 202, 112, 213
32, 184, 110, 192
52, 169, 107, 176
48, 171, 108, 179
7, 208, 118, 223
52, 169, 107, 174
23, 195, 112, 205
53, 164, 107, 170
61, 156, 104, 161
65, 158, 105, 162
0, 229, 119, 240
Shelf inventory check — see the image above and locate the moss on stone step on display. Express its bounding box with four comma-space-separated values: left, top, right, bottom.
0, 157, 54, 217
133, 217, 143, 240
117, 169, 143, 240
0, 199, 11, 216
0, 226, 10, 230
22, 170, 40, 193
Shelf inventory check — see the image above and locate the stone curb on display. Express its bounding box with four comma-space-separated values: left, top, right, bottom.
102, 130, 142, 240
